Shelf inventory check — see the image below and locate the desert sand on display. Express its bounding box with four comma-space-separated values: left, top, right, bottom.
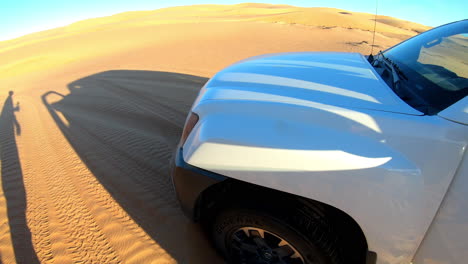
0, 3, 428, 264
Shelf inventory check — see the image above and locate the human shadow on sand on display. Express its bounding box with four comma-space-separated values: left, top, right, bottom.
42, 70, 224, 263
1, 91, 39, 264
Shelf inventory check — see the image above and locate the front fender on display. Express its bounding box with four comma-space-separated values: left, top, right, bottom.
183, 99, 466, 264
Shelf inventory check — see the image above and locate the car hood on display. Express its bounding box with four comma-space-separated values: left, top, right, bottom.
198, 52, 422, 115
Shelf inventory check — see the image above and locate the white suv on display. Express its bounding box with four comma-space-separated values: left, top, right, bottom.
171, 20, 467, 264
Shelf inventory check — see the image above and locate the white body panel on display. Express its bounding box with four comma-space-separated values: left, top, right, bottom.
438, 96, 468, 125
193, 52, 422, 116
412, 152, 468, 264
182, 52, 468, 264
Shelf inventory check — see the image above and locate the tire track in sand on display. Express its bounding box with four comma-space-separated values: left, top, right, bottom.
44, 75, 207, 263
38, 88, 181, 262
25, 94, 175, 263
43, 71, 221, 263
1, 70, 222, 264
19, 95, 122, 264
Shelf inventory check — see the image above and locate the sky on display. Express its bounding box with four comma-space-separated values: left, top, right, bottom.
1, 0, 466, 41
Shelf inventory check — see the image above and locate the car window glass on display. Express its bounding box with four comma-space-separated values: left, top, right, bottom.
417, 34, 468, 91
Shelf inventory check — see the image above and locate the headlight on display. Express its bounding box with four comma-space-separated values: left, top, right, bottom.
180, 112, 199, 145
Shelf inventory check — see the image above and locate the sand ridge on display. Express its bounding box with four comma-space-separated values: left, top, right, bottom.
0, 3, 427, 264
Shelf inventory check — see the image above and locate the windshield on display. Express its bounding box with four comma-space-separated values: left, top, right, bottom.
375, 20, 468, 114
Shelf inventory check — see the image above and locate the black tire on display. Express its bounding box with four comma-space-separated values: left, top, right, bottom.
212, 209, 341, 264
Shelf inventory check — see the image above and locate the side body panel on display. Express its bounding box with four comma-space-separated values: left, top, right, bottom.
183, 100, 467, 264
412, 151, 468, 264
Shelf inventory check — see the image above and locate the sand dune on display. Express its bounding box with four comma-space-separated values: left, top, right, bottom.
0, 3, 428, 264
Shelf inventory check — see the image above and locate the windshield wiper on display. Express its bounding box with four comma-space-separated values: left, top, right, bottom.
378, 51, 408, 84
377, 51, 408, 89
373, 51, 432, 112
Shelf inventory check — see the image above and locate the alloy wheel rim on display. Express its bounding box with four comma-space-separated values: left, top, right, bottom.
230, 226, 305, 264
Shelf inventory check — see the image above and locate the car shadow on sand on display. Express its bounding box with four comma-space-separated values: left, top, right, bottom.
42, 70, 224, 263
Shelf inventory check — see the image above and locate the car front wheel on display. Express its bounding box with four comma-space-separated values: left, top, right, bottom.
212, 209, 341, 264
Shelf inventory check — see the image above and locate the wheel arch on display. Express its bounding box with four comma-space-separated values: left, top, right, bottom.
196, 178, 373, 263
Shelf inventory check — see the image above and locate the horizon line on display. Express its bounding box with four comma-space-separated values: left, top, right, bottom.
0, 3, 429, 43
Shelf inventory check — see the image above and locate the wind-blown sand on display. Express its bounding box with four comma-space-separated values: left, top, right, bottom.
0, 3, 428, 264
